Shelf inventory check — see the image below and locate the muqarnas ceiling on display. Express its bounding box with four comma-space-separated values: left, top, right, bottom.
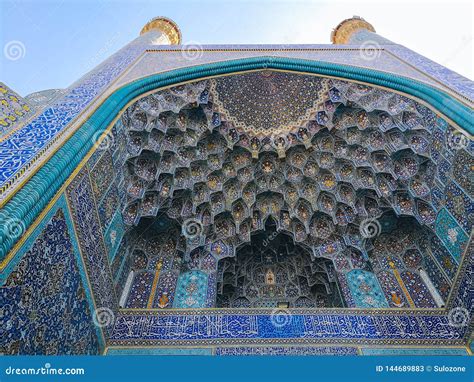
114, 70, 469, 309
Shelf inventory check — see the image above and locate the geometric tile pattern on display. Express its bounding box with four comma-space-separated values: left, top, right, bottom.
445, 181, 473, 233
449, 238, 473, 313
346, 270, 389, 308
336, 272, 356, 307
0, 207, 99, 354
104, 211, 125, 262
173, 271, 209, 309
429, 236, 459, 281
211, 72, 329, 135
423, 255, 451, 301
453, 150, 473, 198
435, 208, 469, 263
399, 271, 437, 308
125, 272, 155, 309
205, 272, 218, 308
98, 183, 120, 230
90, 151, 115, 203
152, 270, 180, 309
66, 167, 118, 334
385, 42, 474, 102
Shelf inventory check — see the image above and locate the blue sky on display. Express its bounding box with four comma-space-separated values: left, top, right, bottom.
1, 0, 472, 96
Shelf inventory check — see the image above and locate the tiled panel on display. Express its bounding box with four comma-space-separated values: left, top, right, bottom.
152, 270, 179, 309
423, 255, 451, 301
376, 270, 410, 308
66, 167, 118, 334
173, 271, 209, 309
445, 181, 473, 233
435, 208, 469, 263
107, 347, 212, 355
98, 183, 120, 230
1, 202, 99, 354
90, 150, 115, 203
215, 346, 358, 355
125, 272, 155, 309
453, 149, 473, 198
346, 270, 389, 308
104, 211, 125, 262
399, 271, 437, 308
109, 311, 466, 345
430, 236, 459, 280
386, 44, 474, 102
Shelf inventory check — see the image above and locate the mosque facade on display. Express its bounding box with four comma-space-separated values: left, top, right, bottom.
1, 16, 472, 356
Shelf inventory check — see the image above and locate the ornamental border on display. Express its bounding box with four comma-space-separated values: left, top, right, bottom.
106, 336, 467, 348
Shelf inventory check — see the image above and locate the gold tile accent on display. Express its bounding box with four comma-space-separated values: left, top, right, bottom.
147, 261, 163, 309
